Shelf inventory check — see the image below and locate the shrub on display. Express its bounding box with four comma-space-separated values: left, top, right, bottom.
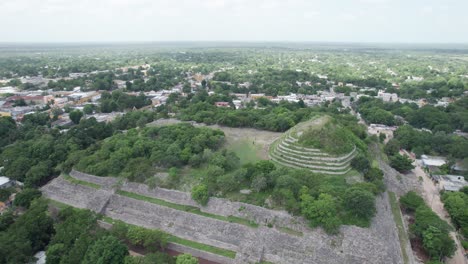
191, 184, 209, 206
400, 191, 425, 212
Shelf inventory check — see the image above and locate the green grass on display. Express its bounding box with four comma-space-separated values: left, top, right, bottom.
226, 139, 263, 164
63, 174, 101, 189
277, 227, 303, 237
116, 190, 259, 228
48, 199, 72, 209
101, 216, 236, 259
389, 192, 410, 264
167, 235, 236, 259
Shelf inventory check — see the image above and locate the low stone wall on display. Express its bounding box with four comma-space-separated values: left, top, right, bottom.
70, 170, 120, 187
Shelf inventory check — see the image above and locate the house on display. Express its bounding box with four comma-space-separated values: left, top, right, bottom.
452, 161, 468, 174
215, 102, 230, 108
435, 175, 468, 192
421, 155, 446, 167
0, 176, 13, 189
377, 90, 399, 102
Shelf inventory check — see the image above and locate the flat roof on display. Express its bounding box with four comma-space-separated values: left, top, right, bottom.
0, 176, 10, 185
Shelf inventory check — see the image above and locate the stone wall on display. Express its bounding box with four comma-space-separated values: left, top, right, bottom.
42, 174, 405, 264
71, 170, 307, 232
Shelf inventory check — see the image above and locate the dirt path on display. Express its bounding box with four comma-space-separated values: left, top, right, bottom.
412, 161, 467, 264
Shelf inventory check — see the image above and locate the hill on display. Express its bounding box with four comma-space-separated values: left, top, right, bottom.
269, 115, 361, 175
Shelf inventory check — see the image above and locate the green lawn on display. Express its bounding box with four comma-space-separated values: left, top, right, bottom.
63, 174, 101, 189
101, 216, 237, 259
167, 235, 236, 259
48, 199, 73, 209
389, 192, 410, 264
226, 139, 263, 164
116, 190, 258, 228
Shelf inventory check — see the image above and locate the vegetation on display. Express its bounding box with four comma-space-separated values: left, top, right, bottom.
442, 190, 468, 244
0, 199, 54, 263
191, 184, 209, 206
389, 192, 410, 264
72, 124, 225, 181
399, 192, 456, 261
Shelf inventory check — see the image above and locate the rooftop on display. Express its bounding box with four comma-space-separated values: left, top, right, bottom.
0, 176, 10, 186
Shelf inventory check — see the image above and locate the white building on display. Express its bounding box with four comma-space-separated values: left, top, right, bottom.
377, 90, 399, 102
421, 155, 446, 167
0, 176, 13, 189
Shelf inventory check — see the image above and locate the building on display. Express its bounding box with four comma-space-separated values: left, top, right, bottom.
0, 176, 13, 189
377, 90, 399, 102
433, 175, 468, 192
215, 102, 230, 108
421, 155, 446, 167
452, 161, 468, 174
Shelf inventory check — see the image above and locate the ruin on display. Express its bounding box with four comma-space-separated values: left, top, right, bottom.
41, 170, 404, 264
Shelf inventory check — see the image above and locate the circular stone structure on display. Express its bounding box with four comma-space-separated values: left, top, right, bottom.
269, 116, 357, 175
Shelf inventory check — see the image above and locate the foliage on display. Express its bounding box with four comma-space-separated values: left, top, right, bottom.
82, 235, 128, 264
298, 118, 359, 155
191, 184, 209, 206
100, 91, 150, 113
176, 254, 199, 264
69, 110, 83, 124
124, 253, 175, 264
126, 226, 168, 251
71, 124, 224, 180
300, 191, 341, 234
389, 154, 415, 172
400, 191, 456, 261
344, 187, 376, 221
14, 188, 42, 208
422, 226, 456, 260
0, 199, 54, 263
400, 191, 425, 212
393, 125, 468, 159
442, 191, 468, 238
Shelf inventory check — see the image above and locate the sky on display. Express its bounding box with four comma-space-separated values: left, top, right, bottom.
1, 0, 467, 43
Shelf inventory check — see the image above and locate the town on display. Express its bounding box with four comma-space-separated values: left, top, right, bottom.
1, 41, 468, 264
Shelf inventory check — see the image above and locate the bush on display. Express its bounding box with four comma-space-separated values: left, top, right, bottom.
191, 184, 209, 206
400, 191, 425, 212
389, 154, 414, 172
344, 187, 376, 221
13, 189, 42, 208
176, 253, 199, 264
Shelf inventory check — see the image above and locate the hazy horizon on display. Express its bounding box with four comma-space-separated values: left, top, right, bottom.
1, 0, 468, 43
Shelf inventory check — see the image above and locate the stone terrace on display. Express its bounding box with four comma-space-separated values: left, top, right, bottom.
42, 171, 404, 264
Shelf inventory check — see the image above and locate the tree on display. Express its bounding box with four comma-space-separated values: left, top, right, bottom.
300, 192, 341, 234
14, 189, 42, 208
389, 154, 415, 172
344, 187, 376, 221
176, 254, 199, 264
384, 139, 401, 156
70, 110, 83, 124
422, 226, 456, 260
83, 104, 94, 115
251, 174, 267, 192
351, 154, 370, 173
400, 191, 425, 212
191, 184, 209, 206
126, 226, 168, 251
82, 236, 128, 264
